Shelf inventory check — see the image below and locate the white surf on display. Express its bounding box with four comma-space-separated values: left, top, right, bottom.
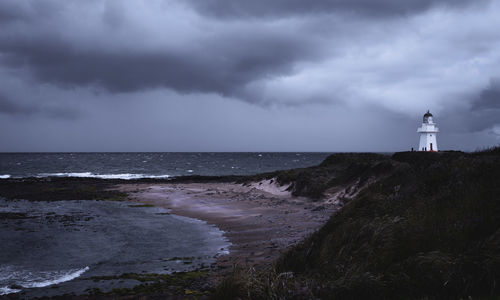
0, 266, 89, 295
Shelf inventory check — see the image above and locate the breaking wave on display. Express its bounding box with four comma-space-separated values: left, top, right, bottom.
37, 172, 171, 180
0, 175, 10, 179
0, 287, 21, 295
0, 266, 89, 295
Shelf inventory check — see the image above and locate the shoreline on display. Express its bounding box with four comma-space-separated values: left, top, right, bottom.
0, 197, 231, 299
118, 180, 337, 273
0, 175, 338, 297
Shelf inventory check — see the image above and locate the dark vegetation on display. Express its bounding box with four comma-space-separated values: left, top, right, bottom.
0, 176, 246, 202
239, 153, 394, 200
84, 271, 211, 299
218, 148, 500, 299
0, 272, 212, 300
0, 177, 128, 202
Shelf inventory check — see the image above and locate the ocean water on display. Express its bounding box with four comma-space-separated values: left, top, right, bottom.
0, 153, 331, 297
0, 199, 229, 297
0, 152, 331, 179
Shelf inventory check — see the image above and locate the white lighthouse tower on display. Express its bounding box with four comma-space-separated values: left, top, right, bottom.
417, 110, 438, 152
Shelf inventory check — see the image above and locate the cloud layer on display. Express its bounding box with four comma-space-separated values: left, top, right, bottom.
0, 0, 499, 151
188, 0, 484, 18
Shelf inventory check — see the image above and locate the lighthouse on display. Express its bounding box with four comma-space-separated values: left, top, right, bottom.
417, 110, 439, 152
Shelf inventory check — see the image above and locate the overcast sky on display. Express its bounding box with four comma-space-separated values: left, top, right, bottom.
1, 0, 499, 152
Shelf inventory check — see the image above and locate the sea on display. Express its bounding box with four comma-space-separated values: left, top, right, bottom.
0, 152, 331, 179
0, 152, 331, 297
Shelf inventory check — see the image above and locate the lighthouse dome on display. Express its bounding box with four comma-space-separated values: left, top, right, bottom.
423, 110, 434, 123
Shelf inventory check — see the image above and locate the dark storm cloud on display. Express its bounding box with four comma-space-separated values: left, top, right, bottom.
0, 94, 37, 115
0, 1, 327, 102
472, 79, 500, 110
0, 0, 494, 106
0, 28, 317, 99
467, 80, 500, 132
0, 9, 18, 23
0, 2, 25, 23
187, 0, 483, 18
0, 1, 58, 23
0, 93, 80, 120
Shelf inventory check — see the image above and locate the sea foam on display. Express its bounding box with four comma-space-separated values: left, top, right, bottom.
0, 287, 21, 295
0, 266, 89, 295
21, 266, 89, 288
0, 175, 10, 179
37, 172, 170, 180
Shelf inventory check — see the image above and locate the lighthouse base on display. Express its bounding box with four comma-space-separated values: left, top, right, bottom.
419, 133, 438, 152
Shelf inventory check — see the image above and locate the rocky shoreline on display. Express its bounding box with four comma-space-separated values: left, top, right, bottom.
0, 175, 336, 299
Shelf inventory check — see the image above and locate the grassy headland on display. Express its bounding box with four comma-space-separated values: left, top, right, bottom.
215, 149, 500, 299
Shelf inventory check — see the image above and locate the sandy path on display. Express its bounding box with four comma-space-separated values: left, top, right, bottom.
117, 182, 336, 272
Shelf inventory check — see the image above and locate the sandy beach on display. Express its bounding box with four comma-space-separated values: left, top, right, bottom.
118, 180, 337, 273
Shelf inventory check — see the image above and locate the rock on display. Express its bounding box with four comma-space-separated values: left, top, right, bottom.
312, 205, 326, 211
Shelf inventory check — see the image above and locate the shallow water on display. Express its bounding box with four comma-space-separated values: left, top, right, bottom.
0, 198, 229, 297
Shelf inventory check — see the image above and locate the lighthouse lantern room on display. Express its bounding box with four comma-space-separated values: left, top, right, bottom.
417, 110, 439, 152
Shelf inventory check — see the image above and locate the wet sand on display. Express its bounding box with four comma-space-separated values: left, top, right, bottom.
118, 181, 337, 272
